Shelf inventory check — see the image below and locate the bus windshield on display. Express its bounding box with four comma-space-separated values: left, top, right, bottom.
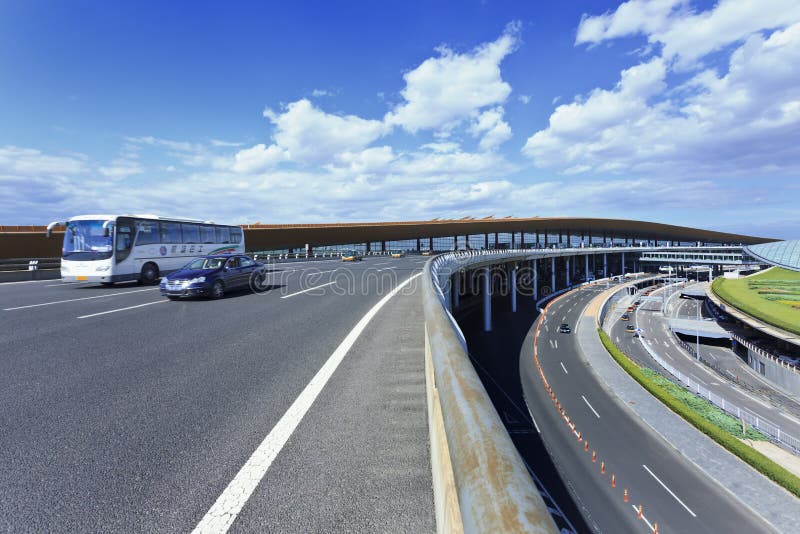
62, 220, 113, 260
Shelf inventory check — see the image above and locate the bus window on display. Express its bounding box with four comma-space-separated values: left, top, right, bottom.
160, 222, 182, 244
216, 226, 230, 244
230, 228, 242, 244
181, 223, 200, 244
136, 221, 160, 245
201, 225, 215, 244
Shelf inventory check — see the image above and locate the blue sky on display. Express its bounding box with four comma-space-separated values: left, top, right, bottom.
1, 1, 799, 238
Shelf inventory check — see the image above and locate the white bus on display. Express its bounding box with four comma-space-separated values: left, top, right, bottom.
47, 214, 244, 285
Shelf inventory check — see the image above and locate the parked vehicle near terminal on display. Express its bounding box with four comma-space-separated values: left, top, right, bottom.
625, 324, 636, 333
390, 249, 405, 258
160, 254, 266, 299
559, 323, 571, 333
341, 250, 362, 262
620, 314, 630, 321
47, 214, 244, 285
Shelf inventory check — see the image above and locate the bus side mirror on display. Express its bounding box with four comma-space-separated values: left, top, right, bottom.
102, 221, 115, 237
46, 221, 65, 238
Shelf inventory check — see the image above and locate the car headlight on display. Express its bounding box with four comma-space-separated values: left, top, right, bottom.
95, 265, 111, 272
188, 276, 206, 284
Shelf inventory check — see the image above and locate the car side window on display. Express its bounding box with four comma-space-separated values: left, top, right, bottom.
226, 257, 240, 269
239, 257, 253, 267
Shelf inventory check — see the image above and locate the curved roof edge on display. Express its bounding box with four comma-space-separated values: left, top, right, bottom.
744, 240, 800, 272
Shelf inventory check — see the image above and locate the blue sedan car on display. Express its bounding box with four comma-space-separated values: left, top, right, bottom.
160, 254, 267, 299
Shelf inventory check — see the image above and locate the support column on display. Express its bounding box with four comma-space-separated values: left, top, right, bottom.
366, 242, 371, 253
428, 237, 433, 251
416, 238, 421, 252
494, 233, 499, 249
603, 253, 608, 278
511, 264, 517, 312
544, 233, 549, 247
551, 256, 556, 292
585, 254, 589, 281
464, 235, 470, 250
511, 232, 516, 249
566, 257, 571, 287
484, 233, 489, 249
520, 232, 525, 248
567, 231, 571, 248
535, 231, 540, 246
621, 252, 626, 274
452, 273, 460, 308
453, 236, 458, 250
381, 241, 386, 252
483, 267, 491, 332
533, 260, 538, 301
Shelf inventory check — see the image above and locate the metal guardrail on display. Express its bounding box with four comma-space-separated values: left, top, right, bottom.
632, 316, 800, 454
423, 250, 557, 533
730, 332, 800, 377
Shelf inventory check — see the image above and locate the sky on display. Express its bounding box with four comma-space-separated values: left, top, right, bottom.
1, 0, 799, 238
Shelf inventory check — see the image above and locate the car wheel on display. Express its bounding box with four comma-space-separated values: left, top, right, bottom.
140, 262, 159, 285
211, 280, 225, 299
250, 272, 267, 293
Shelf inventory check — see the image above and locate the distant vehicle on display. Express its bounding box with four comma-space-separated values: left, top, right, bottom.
341, 250, 363, 262
626, 306, 635, 312
634, 300, 641, 306
390, 249, 405, 258
621, 314, 630, 321
160, 254, 266, 299
559, 323, 571, 333
421, 251, 432, 256
625, 324, 636, 333
47, 214, 244, 285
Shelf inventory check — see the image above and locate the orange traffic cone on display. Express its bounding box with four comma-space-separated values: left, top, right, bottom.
654, 522, 658, 534
611, 474, 616, 488
624, 489, 629, 503
601, 461, 606, 474
584, 441, 589, 452
592, 451, 597, 463
637, 504, 643, 520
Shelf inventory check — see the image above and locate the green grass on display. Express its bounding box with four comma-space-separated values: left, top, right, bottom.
598, 329, 800, 498
712, 267, 800, 336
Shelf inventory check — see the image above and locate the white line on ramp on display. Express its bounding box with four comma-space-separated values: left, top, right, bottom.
3, 288, 158, 311
280, 281, 337, 299
77, 300, 168, 319
192, 272, 422, 534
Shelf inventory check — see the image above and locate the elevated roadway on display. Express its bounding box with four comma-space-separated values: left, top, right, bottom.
0, 256, 434, 532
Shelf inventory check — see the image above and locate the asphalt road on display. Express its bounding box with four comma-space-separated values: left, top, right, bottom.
613, 291, 800, 448
0, 255, 434, 532
519, 285, 774, 533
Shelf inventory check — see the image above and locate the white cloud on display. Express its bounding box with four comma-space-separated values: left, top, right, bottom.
577, 0, 800, 70
232, 143, 288, 173
385, 22, 520, 133
468, 107, 512, 150
98, 158, 144, 180
210, 139, 244, 147
263, 98, 387, 164
525, 22, 800, 177
421, 142, 460, 153
518, 94, 531, 104
311, 89, 330, 97
0, 146, 88, 175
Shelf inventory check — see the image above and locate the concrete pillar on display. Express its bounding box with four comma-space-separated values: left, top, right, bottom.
453, 273, 460, 308
551, 256, 556, 292
453, 236, 458, 250
621, 252, 626, 274
494, 233, 499, 248
533, 260, 538, 300
511, 264, 517, 312
566, 257, 571, 287
429, 237, 433, 251
306, 243, 313, 256
544, 233, 549, 247
416, 238, 421, 252
559, 232, 563, 245
604, 253, 608, 278
520, 232, 525, 248
535, 231, 540, 246
484, 233, 489, 249
464, 236, 470, 250
483, 267, 491, 332
381, 241, 386, 252
585, 254, 589, 281
511, 232, 516, 249
567, 231, 571, 248
366, 242, 371, 253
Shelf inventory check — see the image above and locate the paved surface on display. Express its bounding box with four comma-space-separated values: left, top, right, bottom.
577, 286, 798, 533
0, 256, 434, 532
611, 286, 800, 448
520, 285, 776, 533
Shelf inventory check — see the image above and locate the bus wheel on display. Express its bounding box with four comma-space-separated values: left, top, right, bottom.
140, 262, 159, 285
210, 280, 225, 299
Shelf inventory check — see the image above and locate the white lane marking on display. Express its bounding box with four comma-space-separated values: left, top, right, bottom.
779, 412, 800, 425
642, 464, 697, 517
530, 413, 541, 433
544, 324, 549, 332
77, 300, 168, 319
3, 288, 158, 311
560, 362, 568, 374
554, 339, 558, 349
279, 281, 337, 299
192, 272, 422, 534
0, 279, 61, 286
663, 341, 669, 348
582, 395, 600, 418
631, 505, 656, 532
734, 387, 775, 410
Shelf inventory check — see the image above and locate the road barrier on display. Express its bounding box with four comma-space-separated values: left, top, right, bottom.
423, 250, 559, 534
0, 257, 60, 282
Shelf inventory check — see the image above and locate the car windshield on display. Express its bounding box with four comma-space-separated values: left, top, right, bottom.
62, 220, 113, 260
183, 257, 226, 270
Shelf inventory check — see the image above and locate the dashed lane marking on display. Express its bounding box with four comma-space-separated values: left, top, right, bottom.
582, 395, 600, 418
77, 300, 168, 319
3, 288, 159, 311
642, 464, 697, 517
279, 281, 337, 299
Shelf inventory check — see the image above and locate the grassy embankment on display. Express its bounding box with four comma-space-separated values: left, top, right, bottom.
712, 267, 800, 336
598, 329, 800, 498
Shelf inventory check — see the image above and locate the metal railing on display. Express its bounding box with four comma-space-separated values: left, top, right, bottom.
730, 332, 800, 376
424, 250, 557, 533
635, 322, 800, 454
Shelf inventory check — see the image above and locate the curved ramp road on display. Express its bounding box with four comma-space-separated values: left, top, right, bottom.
520, 286, 774, 533
0, 257, 434, 532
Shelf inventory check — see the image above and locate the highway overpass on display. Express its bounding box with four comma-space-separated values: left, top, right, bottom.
1, 218, 794, 533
